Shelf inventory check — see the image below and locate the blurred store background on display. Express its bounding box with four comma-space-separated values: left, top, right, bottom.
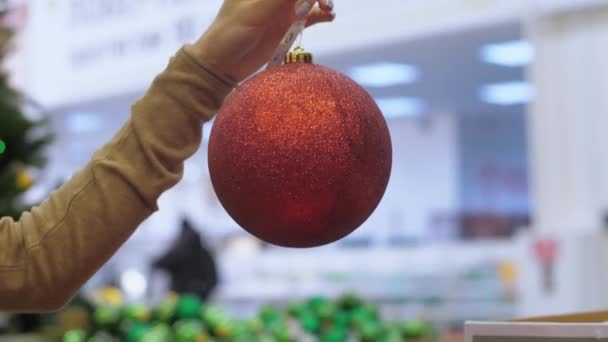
2, 0, 608, 341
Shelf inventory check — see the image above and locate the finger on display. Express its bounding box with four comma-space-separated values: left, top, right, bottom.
305, 8, 335, 27
318, 0, 334, 12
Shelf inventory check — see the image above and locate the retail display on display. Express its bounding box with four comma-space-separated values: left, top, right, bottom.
208, 47, 392, 248
56, 291, 435, 341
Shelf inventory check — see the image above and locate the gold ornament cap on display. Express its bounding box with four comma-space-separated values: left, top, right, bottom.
285, 46, 313, 64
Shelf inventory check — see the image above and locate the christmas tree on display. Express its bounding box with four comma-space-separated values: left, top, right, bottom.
0, 4, 52, 220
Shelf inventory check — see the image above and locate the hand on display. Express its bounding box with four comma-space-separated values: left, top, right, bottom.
190, 0, 335, 83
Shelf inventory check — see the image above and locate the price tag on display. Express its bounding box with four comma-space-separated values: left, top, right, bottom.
533, 238, 558, 294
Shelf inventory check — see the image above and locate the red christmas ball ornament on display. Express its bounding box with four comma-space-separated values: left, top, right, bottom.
208, 47, 392, 248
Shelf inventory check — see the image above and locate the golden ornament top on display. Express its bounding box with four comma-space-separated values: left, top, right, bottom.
285, 46, 313, 64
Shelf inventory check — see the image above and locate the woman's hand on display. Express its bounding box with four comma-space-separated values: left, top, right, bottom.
190, 0, 335, 83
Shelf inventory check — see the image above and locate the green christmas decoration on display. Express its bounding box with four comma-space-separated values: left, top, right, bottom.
334, 311, 351, 328
382, 330, 404, 342
337, 293, 364, 311
243, 317, 265, 336
233, 333, 258, 342
270, 323, 291, 342
94, 305, 121, 328
321, 326, 348, 342
122, 304, 151, 323
63, 329, 87, 342
87, 330, 119, 342
173, 319, 207, 342
0, 11, 53, 220
306, 295, 329, 312
125, 323, 150, 342
316, 301, 337, 320
350, 308, 374, 332
360, 321, 382, 341
201, 304, 232, 335
58, 291, 438, 341
153, 294, 179, 323
286, 303, 306, 319
212, 320, 235, 340
299, 313, 320, 334
259, 304, 284, 327
402, 319, 428, 338
175, 294, 203, 320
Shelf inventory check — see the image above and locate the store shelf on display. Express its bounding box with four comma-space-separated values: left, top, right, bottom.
214, 240, 519, 323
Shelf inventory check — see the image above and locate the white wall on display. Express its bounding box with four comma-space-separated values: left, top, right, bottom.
527, 3, 608, 233
459, 113, 530, 215
352, 114, 459, 243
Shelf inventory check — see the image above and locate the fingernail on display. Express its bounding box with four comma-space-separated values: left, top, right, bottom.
327, 0, 334, 9
296, 1, 313, 18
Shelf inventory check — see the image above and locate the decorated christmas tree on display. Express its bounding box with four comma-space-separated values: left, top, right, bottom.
0, 3, 52, 220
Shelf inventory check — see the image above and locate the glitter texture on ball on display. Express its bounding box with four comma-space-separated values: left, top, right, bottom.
208, 62, 392, 248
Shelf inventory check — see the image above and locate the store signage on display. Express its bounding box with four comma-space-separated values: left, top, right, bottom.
21, 0, 222, 107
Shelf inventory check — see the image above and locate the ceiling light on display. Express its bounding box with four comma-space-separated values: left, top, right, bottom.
480, 40, 533, 67
375, 97, 425, 118
350, 63, 419, 87
480, 82, 534, 105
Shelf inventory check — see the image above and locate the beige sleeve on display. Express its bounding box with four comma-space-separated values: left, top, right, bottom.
0, 45, 235, 312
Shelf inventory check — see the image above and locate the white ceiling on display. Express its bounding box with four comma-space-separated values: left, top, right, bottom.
317, 21, 526, 117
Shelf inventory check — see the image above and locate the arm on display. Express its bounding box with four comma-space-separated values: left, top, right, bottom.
0, 47, 234, 312
0, 0, 333, 312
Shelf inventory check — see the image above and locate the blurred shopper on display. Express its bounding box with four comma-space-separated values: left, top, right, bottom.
153, 218, 218, 300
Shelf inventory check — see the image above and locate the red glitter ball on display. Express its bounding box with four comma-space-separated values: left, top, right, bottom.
208, 63, 392, 248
